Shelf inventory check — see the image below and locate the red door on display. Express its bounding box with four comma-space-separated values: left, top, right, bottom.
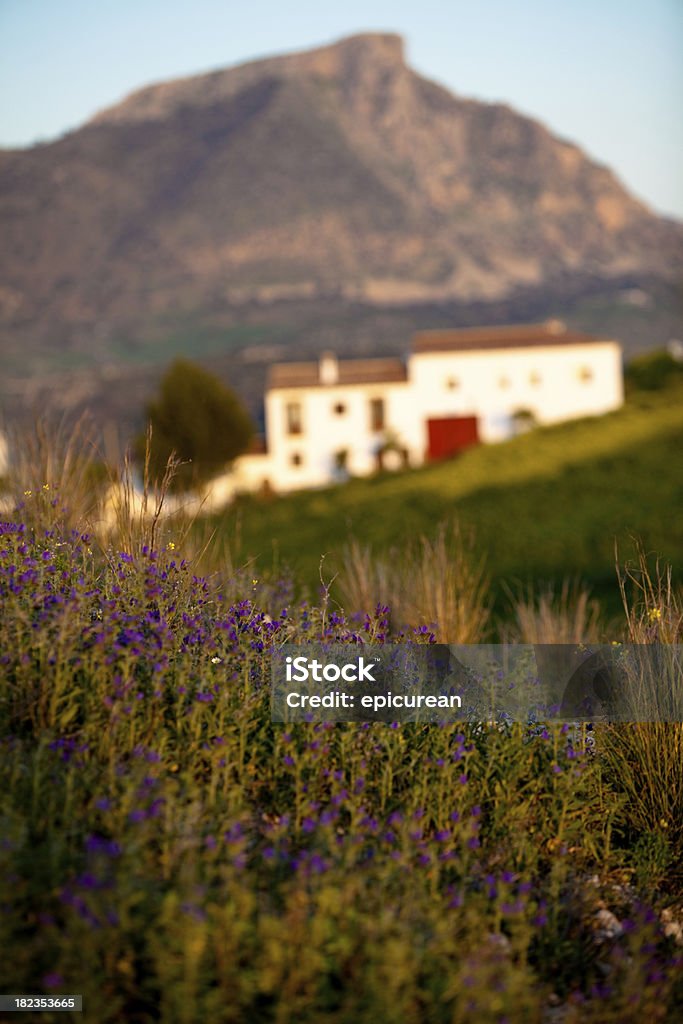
427, 416, 479, 460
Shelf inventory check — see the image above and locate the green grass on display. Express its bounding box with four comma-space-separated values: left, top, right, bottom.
210, 385, 683, 615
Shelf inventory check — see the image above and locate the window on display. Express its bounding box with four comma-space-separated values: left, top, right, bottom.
290, 452, 303, 467
333, 402, 347, 416
529, 371, 542, 386
446, 377, 460, 390
578, 366, 594, 383
370, 398, 385, 432
498, 375, 511, 390
285, 401, 302, 435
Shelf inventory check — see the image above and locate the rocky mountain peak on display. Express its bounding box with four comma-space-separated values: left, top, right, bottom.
89, 32, 407, 127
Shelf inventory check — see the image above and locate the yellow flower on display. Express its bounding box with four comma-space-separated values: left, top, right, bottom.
23, 490, 32, 497
42, 483, 50, 491
167, 541, 176, 550
252, 578, 258, 586
648, 608, 662, 623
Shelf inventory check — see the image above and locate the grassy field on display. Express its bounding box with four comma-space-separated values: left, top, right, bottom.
206, 383, 683, 624
1, 507, 682, 1023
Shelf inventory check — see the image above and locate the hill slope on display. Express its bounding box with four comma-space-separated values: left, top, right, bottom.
215, 385, 683, 613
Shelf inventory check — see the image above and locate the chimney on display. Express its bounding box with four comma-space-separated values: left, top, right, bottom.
319, 351, 339, 385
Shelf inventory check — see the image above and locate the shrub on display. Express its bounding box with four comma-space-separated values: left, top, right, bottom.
625, 350, 683, 393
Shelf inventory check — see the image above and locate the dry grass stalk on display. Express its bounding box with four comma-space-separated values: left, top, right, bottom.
339, 521, 490, 642
5, 413, 103, 532
504, 580, 603, 644
616, 540, 683, 643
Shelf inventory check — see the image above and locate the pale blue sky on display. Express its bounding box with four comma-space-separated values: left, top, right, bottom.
1, 0, 682, 218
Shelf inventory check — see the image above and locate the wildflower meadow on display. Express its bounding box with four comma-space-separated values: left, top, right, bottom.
1, 461, 682, 1023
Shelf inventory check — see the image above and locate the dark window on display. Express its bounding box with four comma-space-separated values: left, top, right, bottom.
446, 377, 460, 390
286, 402, 302, 435
370, 398, 385, 432
333, 402, 346, 416
290, 452, 303, 467
578, 366, 594, 383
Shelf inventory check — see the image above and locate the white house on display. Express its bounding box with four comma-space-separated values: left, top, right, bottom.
205, 320, 623, 498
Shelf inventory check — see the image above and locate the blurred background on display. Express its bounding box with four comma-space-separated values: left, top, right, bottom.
1, 0, 682, 611
0, 0, 681, 437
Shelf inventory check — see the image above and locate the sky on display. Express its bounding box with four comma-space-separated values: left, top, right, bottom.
1, 0, 682, 219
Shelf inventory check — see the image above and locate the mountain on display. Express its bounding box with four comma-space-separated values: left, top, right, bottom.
1, 32, 682, 428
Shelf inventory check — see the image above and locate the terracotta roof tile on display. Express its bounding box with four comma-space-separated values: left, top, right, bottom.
268, 357, 407, 390
412, 321, 605, 353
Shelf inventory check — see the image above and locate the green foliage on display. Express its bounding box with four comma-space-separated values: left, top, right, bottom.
139, 358, 253, 491
625, 349, 683, 392
631, 831, 673, 893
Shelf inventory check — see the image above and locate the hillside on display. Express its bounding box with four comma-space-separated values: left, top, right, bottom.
1, 33, 682, 431
211, 383, 683, 615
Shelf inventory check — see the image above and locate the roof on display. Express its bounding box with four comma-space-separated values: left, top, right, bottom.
266, 321, 615, 392
268, 357, 408, 390
412, 321, 608, 354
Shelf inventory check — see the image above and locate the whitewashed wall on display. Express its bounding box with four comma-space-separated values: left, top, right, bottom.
408, 342, 623, 443
264, 381, 415, 491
